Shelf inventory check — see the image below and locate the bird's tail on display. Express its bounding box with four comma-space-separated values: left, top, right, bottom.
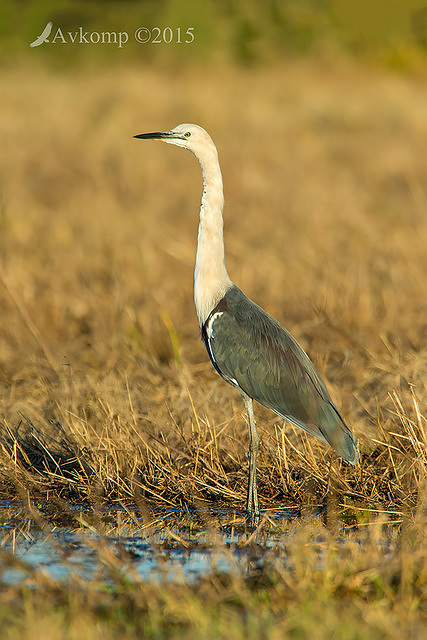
317, 402, 359, 464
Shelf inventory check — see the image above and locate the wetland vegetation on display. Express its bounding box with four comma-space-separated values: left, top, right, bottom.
1, 5, 427, 634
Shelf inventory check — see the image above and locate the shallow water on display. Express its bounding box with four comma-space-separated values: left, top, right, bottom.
0, 501, 302, 586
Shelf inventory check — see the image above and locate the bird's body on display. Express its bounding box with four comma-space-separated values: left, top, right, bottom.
135, 123, 358, 517
202, 284, 357, 461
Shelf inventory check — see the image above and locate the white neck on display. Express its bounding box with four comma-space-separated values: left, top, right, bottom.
193, 147, 232, 327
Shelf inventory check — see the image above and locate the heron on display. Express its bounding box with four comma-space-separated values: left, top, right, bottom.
134, 123, 358, 517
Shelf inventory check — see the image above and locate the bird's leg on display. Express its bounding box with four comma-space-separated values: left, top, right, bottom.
241, 392, 260, 519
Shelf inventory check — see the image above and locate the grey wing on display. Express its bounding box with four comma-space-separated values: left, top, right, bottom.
208, 296, 358, 464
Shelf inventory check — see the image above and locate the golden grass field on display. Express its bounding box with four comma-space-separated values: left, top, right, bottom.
0, 59, 426, 637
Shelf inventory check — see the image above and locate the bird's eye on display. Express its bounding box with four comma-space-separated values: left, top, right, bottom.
184, 131, 191, 138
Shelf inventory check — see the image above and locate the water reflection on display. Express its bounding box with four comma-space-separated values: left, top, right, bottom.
0, 501, 300, 586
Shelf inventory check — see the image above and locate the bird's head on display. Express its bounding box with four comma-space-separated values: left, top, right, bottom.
134, 123, 216, 162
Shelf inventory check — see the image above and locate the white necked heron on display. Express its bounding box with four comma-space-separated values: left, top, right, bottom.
134, 123, 358, 517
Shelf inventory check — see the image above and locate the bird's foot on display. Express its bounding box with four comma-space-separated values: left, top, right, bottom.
245, 509, 260, 530
246, 486, 260, 529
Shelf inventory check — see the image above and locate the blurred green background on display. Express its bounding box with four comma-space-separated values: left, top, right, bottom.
2, 0, 427, 69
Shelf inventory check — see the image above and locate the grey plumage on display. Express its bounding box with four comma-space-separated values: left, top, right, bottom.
203, 285, 358, 465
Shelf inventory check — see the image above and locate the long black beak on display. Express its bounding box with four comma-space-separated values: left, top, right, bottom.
134, 131, 179, 140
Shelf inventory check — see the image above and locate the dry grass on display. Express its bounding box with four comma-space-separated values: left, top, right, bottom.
0, 59, 426, 637
0, 59, 426, 512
